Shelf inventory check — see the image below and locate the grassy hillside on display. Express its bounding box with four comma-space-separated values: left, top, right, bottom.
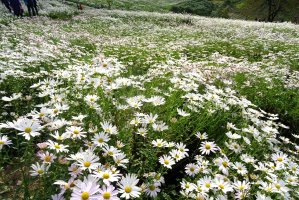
1, 1, 299, 199
72, 0, 186, 12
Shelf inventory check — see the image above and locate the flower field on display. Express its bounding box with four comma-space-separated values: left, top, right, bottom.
0, 1, 299, 199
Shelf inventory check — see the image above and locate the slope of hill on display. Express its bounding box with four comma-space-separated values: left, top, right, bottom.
71, 0, 186, 12
1, 1, 299, 199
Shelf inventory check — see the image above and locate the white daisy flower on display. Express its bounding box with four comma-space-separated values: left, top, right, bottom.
159, 155, 175, 169
0, 135, 12, 150
199, 141, 218, 155
98, 185, 119, 200
30, 162, 49, 176
118, 174, 141, 199
71, 175, 101, 200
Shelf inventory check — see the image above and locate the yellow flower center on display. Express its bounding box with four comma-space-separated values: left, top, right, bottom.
125, 186, 132, 193
222, 161, 228, 167
0, 140, 4, 145
205, 183, 210, 188
37, 169, 44, 174
239, 185, 245, 190
103, 173, 110, 179
39, 113, 45, 117
196, 196, 205, 200
90, 98, 95, 102
54, 144, 60, 149
81, 191, 89, 200
219, 184, 225, 189
154, 175, 161, 180
205, 143, 211, 149
292, 166, 296, 171
83, 161, 91, 167
277, 157, 283, 162
108, 151, 114, 156
24, 127, 32, 133
72, 167, 78, 172
103, 63, 108, 68
98, 138, 104, 143
149, 185, 156, 191
54, 109, 59, 114
190, 167, 195, 172
197, 187, 202, 192
103, 192, 111, 199
73, 130, 80, 135
44, 155, 51, 162
164, 160, 169, 165
275, 184, 281, 189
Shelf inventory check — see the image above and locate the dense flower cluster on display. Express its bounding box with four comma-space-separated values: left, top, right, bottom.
0, 1, 298, 199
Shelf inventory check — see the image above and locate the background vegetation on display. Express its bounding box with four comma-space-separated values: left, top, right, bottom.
66, 0, 299, 22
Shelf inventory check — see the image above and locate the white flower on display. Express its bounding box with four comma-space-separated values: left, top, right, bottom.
256, 192, 272, 200
232, 180, 250, 191
1, 93, 22, 101
136, 127, 148, 137
198, 176, 213, 192
51, 193, 65, 200
92, 132, 110, 147
113, 153, 129, 168
71, 175, 101, 200
95, 170, 120, 185
0, 135, 12, 150
195, 132, 208, 140
145, 182, 161, 198
152, 122, 168, 132
177, 108, 190, 117
185, 163, 199, 177
175, 142, 189, 157
118, 174, 141, 199
159, 155, 175, 169
98, 185, 119, 200
271, 152, 288, 165
65, 126, 86, 139
46, 140, 69, 153
30, 162, 49, 176
7, 118, 43, 140
101, 121, 118, 135
152, 139, 167, 148
225, 131, 241, 139
213, 178, 233, 194
38, 151, 56, 164
232, 162, 248, 175
199, 141, 218, 155
215, 157, 230, 175
143, 113, 158, 124
103, 146, 121, 158
75, 151, 100, 172
170, 149, 184, 161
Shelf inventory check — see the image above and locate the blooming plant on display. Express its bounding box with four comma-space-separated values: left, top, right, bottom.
0, 1, 298, 199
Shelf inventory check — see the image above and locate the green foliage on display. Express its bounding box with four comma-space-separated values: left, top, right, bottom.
240, 0, 299, 22
234, 73, 299, 136
46, 10, 79, 20
171, 0, 215, 16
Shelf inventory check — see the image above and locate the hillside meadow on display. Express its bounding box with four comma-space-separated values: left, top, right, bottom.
0, 1, 299, 199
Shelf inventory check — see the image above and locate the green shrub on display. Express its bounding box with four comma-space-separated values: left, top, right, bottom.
171, 0, 215, 16
47, 10, 78, 20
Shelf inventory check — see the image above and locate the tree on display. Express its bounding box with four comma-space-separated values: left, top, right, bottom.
241, 0, 299, 22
